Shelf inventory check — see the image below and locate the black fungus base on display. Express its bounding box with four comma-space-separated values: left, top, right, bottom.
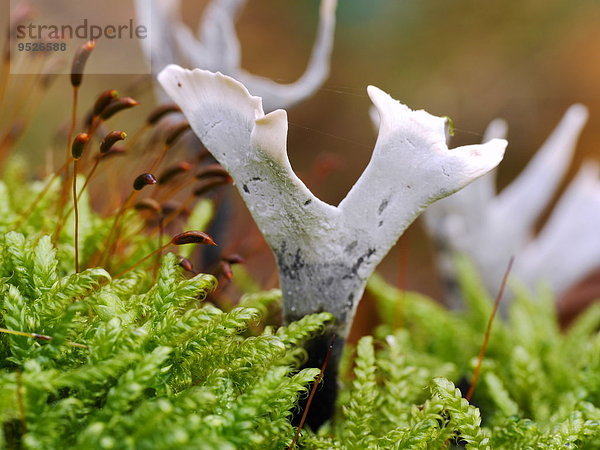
293, 331, 344, 431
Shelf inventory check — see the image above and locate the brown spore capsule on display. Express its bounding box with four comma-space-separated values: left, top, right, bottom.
179, 257, 195, 273
100, 131, 127, 154
147, 104, 181, 126
71, 40, 96, 87
134, 198, 161, 214
133, 173, 157, 191
31, 333, 53, 341
171, 230, 217, 246
165, 121, 191, 147
71, 133, 90, 159
218, 261, 234, 280
195, 164, 230, 181
161, 202, 191, 219
84, 110, 95, 128
193, 177, 231, 197
100, 97, 139, 121
158, 161, 192, 184
160, 202, 180, 217
223, 254, 245, 265
93, 89, 119, 117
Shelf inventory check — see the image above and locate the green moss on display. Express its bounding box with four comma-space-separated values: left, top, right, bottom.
1, 173, 598, 448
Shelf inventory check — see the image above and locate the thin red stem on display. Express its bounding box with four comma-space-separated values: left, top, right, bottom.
100, 190, 136, 267
60, 157, 100, 222
0, 327, 87, 348
15, 159, 71, 227
289, 335, 336, 450
72, 159, 80, 272
0, 42, 10, 106
147, 144, 169, 174
154, 218, 165, 279
113, 243, 169, 279
55, 87, 79, 243
125, 123, 148, 151
79, 157, 100, 196
466, 256, 515, 402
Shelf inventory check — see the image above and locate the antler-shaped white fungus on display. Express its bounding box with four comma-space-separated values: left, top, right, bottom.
158, 65, 506, 339
136, 0, 337, 111
515, 163, 600, 295
425, 105, 598, 301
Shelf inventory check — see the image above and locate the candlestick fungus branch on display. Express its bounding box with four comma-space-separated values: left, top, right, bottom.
159, 65, 506, 338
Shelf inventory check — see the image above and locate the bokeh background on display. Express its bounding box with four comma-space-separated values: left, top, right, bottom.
3, 0, 600, 336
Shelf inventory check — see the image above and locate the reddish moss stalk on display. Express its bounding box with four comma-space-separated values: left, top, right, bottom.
289, 335, 336, 450
147, 121, 191, 173
114, 230, 216, 278
72, 158, 81, 271
56, 41, 96, 243
15, 159, 72, 226
0, 327, 87, 348
0, 29, 14, 106
71, 133, 90, 272
100, 174, 158, 267
466, 256, 515, 402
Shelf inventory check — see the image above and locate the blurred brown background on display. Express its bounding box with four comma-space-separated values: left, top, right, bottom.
4, 0, 600, 333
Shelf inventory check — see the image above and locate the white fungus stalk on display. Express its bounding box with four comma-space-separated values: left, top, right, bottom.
158, 65, 506, 340
424, 105, 598, 303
